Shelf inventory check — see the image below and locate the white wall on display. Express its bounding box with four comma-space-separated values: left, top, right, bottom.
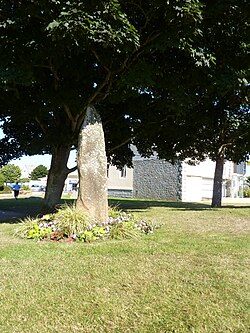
182, 159, 235, 202
62, 166, 133, 193
245, 163, 250, 177
107, 165, 133, 190
182, 159, 234, 179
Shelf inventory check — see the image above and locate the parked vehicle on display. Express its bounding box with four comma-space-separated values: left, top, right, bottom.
31, 184, 45, 192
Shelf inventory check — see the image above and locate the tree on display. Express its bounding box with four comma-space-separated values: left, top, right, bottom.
199, 0, 250, 207
30, 165, 48, 180
122, 0, 250, 208
187, 0, 250, 208
1, 164, 21, 184
0, 172, 4, 190
0, 0, 205, 215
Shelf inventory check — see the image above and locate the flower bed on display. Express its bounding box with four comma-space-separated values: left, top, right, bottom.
15, 205, 157, 242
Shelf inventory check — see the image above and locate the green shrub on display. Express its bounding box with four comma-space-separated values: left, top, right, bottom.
21, 185, 31, 191
0, 173, 4, 189
243, 188, 250, 197
0, 185, 12, 194
19, 178, 30, 183
15, 217, 43, 239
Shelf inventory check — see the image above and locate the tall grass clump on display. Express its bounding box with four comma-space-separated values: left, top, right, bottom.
53, 204, 91, 235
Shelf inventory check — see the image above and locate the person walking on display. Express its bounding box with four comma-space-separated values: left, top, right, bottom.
13, 182, 21, 200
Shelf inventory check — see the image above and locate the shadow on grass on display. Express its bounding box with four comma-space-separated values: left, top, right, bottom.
0, 197, 43, 224
108, 198, 250, 211
108, 198, 211, 211
0, 196, 249, 224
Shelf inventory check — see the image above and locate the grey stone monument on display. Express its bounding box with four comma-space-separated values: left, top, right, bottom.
76, 106, 108, 223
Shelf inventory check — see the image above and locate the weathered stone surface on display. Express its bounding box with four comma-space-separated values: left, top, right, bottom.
76, 106, 108, 223
133, 158, 182, 200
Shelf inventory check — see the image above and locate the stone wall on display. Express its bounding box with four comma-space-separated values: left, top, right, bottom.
133, 159, 182, 200
108, 189, 133, 198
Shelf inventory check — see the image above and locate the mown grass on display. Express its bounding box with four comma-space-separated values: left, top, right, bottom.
0, 198, 249, 333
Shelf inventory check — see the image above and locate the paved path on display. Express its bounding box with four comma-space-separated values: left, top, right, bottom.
221, 198, 250, 204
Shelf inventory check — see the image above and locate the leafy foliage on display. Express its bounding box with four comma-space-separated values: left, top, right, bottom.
30, 165, 48, 180
245, 176, 250, 187
21, 185, 31, 191
0, 0, 205, 166
0, 164, 21, 183
0, 185, 12, 193
19, 178, 30, 183
0, 172, 4, 190
46, 1, 140, 50
243, 188, 250, 198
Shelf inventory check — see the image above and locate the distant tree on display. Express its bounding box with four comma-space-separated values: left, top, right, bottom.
0, 172, 4, 190
1, 164, 21, 184
30, 165, 48, 180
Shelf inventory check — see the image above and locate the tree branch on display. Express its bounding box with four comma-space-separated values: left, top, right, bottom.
108, 137, 134, 153
63, 104, 80, 133
114, 31, 161, 76
87, 70, 112, 106
127, 1, 151, 32
35, 116, 47, 134
67, 165, 78, 174
33, 61, 60, 90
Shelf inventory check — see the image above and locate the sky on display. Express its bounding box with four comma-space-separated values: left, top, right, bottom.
11, 154, 51, 168
11, 150, 77, 169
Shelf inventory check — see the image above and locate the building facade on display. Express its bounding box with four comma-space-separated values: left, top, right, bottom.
20, 156, 245, 202
107, 156, 245, 202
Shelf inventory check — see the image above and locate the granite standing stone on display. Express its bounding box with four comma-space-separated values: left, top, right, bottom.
76, 106, 108, 223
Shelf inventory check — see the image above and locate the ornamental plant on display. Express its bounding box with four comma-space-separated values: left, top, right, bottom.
15, 204, 156, 242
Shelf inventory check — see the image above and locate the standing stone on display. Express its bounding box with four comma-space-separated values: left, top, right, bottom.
76, 106, 108, 223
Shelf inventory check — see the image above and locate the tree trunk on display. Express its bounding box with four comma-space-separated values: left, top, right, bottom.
211, 155, 224, 208
41, 145, 72, 214
76, 106, 108, 223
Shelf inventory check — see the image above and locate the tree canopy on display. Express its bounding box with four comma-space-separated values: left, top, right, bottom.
0, 0, 206, 211
126, 0, 250, 207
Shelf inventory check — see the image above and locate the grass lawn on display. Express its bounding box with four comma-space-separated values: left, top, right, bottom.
0, 198, 249, 333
